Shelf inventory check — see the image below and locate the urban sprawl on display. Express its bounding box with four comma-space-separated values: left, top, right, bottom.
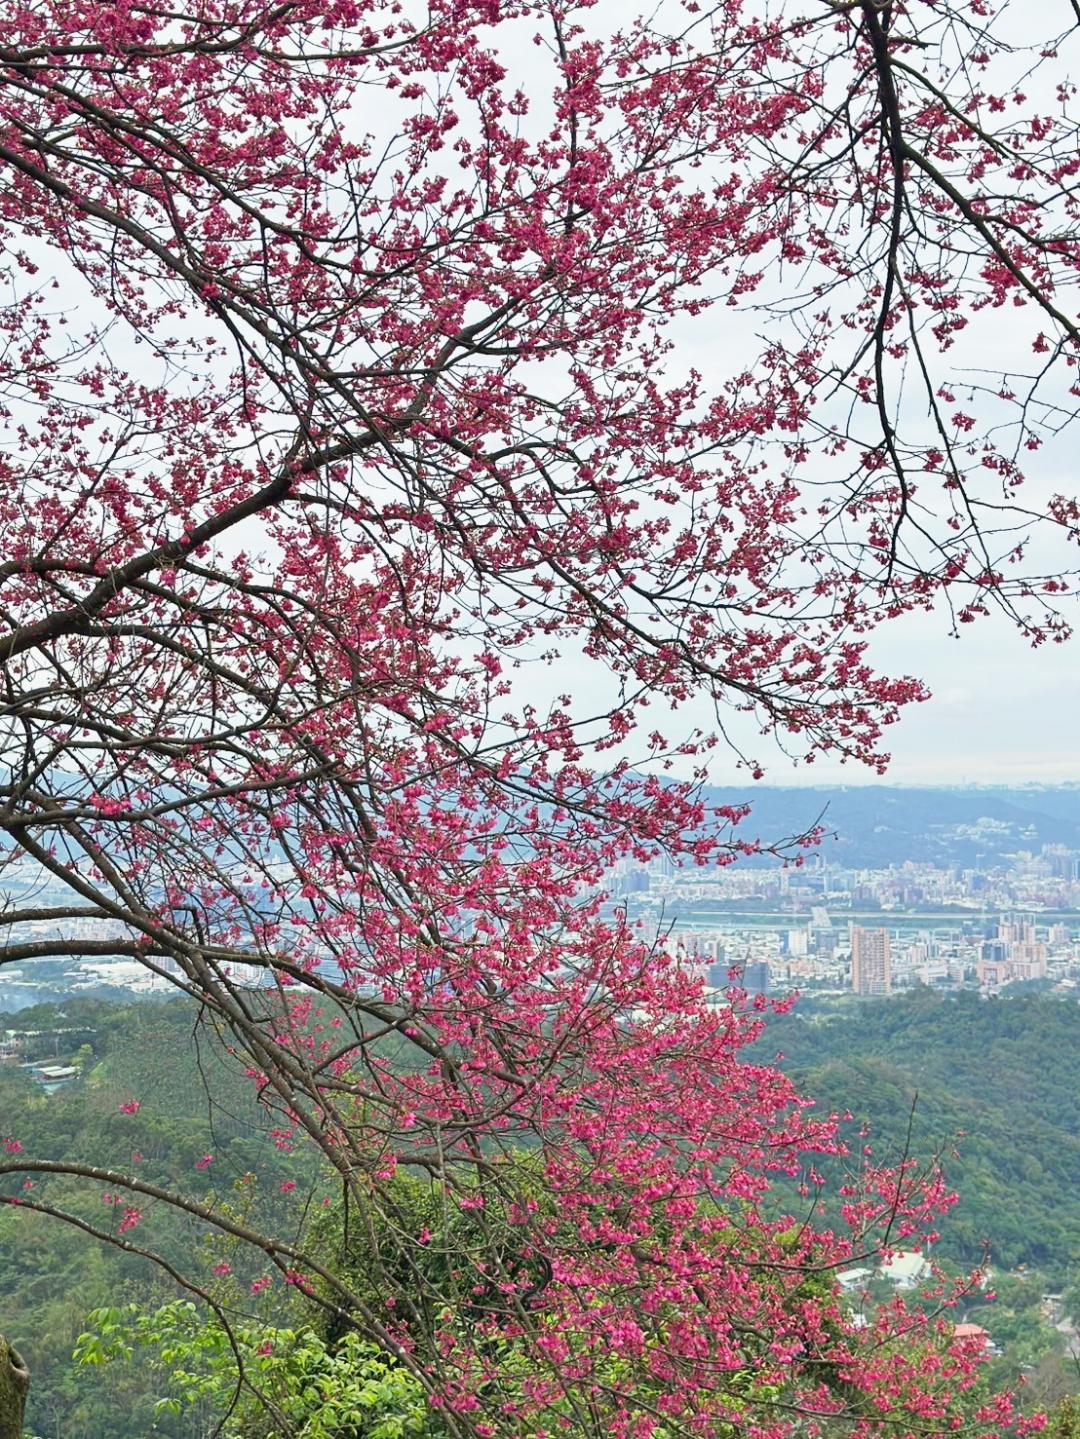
605, 843, 1080, 998
5, 840, 1080, 1007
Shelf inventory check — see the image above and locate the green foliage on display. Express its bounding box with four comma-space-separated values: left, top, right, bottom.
304, 1160, 555, 1347
8, 990, 1080, 1435
76, 1302, 443, 1439
75, 1292, 795, 1439
306, 1179, 852, 1438
1046, 1395, 1080, 1439
0, 998, 315, 1438
753, 990, 1080, 1414
759, 991, 1080, 1276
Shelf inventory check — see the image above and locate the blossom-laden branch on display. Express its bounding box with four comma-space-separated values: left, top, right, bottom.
0, 1, 1076, 1435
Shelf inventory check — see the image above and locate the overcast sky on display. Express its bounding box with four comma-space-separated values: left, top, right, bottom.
479, 1, 1080, 791
650, 419, 1080, 789
782, 609, 1080, 787
684, 0, 1080, 790
21, 0, 1077, 794
751, 427, 1080, 789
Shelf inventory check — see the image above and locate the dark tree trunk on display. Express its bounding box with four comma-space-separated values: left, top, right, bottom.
0, 1339, 28, 1439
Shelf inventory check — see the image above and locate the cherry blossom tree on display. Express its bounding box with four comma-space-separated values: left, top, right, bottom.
0, 0, 1077, 1434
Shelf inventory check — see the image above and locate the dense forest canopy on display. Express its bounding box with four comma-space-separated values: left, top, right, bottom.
5, 992, 1080, 1435
761, 989, 1080, 1275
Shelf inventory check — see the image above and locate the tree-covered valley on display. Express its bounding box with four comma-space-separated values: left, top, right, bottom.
0, 1000, 309, 1436
758, 988, 1080, 1279
4, 990, 1080, 1435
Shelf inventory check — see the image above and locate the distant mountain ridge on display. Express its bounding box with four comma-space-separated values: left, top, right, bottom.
699, 784, 1080, 868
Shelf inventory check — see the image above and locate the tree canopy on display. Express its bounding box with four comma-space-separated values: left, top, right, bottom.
1, 1, 1078, 1435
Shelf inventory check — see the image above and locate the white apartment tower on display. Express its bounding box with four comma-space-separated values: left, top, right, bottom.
851, 926, 892, 996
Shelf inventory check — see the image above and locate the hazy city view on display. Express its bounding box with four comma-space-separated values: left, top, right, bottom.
609, 844, 1080, 997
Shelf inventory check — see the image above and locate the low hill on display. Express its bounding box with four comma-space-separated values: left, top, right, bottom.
756, 989, 1080, 1278
702, 784, 1080, 868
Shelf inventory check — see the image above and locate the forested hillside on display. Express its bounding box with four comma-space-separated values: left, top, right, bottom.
758, 990, 1080, 1276
0, 1000, 307, 1437
6, 991, 1080, 1435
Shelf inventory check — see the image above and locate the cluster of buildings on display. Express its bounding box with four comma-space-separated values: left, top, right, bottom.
5, 836, 1080, 1010
609, 841, 1080, 915
657, 911, 1080, 1000
605, 841, 1080, 1000
838, 1250, 931, 1292
0, 857, 268, 1009
837, 1254, 998, 1349
0, 1025, 93, 1090
844, 915, 1055, 995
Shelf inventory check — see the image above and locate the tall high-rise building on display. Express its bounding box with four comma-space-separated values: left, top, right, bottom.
742, 960, 770, 995
998, 915, 1036, 946
851, 926, 892, 995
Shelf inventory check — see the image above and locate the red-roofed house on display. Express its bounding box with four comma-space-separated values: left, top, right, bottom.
953, 1324, 990, 1348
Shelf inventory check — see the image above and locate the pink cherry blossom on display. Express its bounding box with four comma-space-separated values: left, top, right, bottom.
0, 2, 1075, 1434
